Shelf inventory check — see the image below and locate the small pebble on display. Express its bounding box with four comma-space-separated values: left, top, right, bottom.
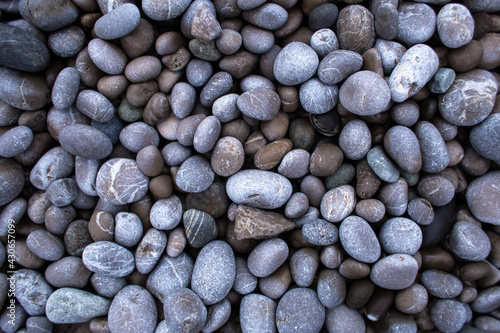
276, 288, 325, 333
82, 241, 134, 278
339, 216, 381, 264
421, 269, 463, 299
370, 254, 419, 290
247, 238, 289, 278
449, 221, 491, 261
240, 294, 277, 333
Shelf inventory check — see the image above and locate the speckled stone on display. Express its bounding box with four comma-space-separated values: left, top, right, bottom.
233, 257, 257, 295
278, 149, 310, 179
339, 120, 371, 161
470, 114, 500, 161
0, 125, 33, 158
273, 42, 319, 86
13, 269, 52, 315
417, 175, 455, 207
247, 238, 288, 278
237, 88, 280, 121
370, 254, 419, 290
407, 197, 434, 226
421, 269, 463, 299
94, 3, 140, 40
276, 288, 325, 333
203, 298, 231, 333
30, 146, 74, 190
142, 0, 191, 21
234, 205, 294, 240
59, 124, 113, 160
336, 5, 375, 54
325, 304, 365, 332
339, 215, 381, 263
299, 78, 339, 115
437, 4, 474, 49
45, 288, 110, 324
26, 229, 65, 261
466, 171, 500, 225
45, 256, 91, 288
226, 170, 292, 209
449, 221, 491, 261
150, 195, 183, 230
290, 248, 319, 287
192, 240, 236, 305
163, 287, 207, 333
396, 2, 436, 46
19, 0, 78, 31
430, 299, 468, 333
379, 217, 422, 255
310, 28, 339, 58
82, 241, 134, 278
384, 125, 422, 173
92, 274, 127, 298
108, 285, 157, 333
240, 294, 277, 333
321, 185, 356, 223
302, 219, 339, 246
355, 199, 385, 223
366, 145, 400, 183
96, 158, 149, 205
395, 283, 428, 315
414, 121, 450, 173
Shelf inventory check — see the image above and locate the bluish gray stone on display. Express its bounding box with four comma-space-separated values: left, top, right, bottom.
299, 78, 338, 114
449, 221, 491, 261
367, 145, 400, 183
470, 114, 500, 161
379, 217, 422, 255
176, 156, 215, 193
13, 269, 53, 315
414, 121, 450, 173
273, 42, 319, 86
370, 254, 418, 290
59, 124, 113, 160
0, 125, 33, 158
135, 228, 167, 274
52, 67, 80, 109
240, 294, 277, 333
302, 219, 339, 246
163, 288, 207, 333
276, 288, 325, 333
82, 241, 135, 278
429, 68, 456, 94
421, 270, 463, 299
397, 2, 436, 45
94, 3, 140, 40
437, 3, 474, 49
339, 216, 381, 264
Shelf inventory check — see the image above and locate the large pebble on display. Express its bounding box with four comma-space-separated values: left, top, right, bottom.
421, 269, 463, 299
19, 0, 78, 31
380, 217, 422, 255
437, 4, 474, 49
430, 299, 467, 333
384, 125, 422, 174
438, 69, 497, 126
378, 177, 408, 216
240, 294, 277, 333
193, 116, 221, 153
414, 121, 450, 173
339, 216, 381, 263
276, 288, 325, 333
470, 114, 500, 161
317, 269, 346, 309
0, 67, 49, 111
320, 185, 356, 223
0, 125, 33, 158
108, 285, 157, 333
59, 124, 112, 160
82, 241, 135, 278
96, 158, 148, 205
114, 212, 143, 248
471, 286, 500, 314
449, 221, 491, 261
325, 304, 365, 332
339, 70, 391, 116
30, 146, 74, 190
418, 175, 455, 207
211, 136, 245, 177
135, 228, 167, 274
338, 119, 371, 161
273, 42, 319, 86
388, 44, 439, 103
13, 269, 52, 316
233, 257, 257, 295
94, 3, 140, 40
88, 38, 128, 75
371, 254, 418, 290
317, 50, 362, 85
466, 171, 500, 225
396, 3, 436, 46
45, 288, 110, 324
226, 170, 292, 209
26, 228, 65, 261
163, 288, 207, 333
176, 155, 215, 193
237, 88, 280, 121
52, 67, 80, 110
336, 5, 375, 54
248, 238, 288, 278
203, 298, 231, 333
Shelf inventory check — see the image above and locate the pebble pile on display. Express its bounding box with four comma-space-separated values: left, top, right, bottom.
0, 0, 499, 332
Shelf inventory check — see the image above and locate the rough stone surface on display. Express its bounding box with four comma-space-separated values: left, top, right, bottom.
234, 205, 294, 240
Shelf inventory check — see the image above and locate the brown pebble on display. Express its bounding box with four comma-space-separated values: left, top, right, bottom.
309, 143, 343, 177
166, 227, 186, 258
254, 138, 293, 170
149, 175, 173, 199
89, 210, 114, 242
421, 247, 455, 272
365, 288, 395, 322
346, 277, 375, 309
136, 145, 164, 177
356, 159, 381, 199
143, 92, 170, 126
339, 258, 371, 279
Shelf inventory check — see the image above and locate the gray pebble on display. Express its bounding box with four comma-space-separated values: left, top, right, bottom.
163, 287, 207, 333
203, 298, 231, 333
216, 29, 242, 55
200, 71, 233, 107
391, 100, 420, 126
59, 124, 113, 159
375, 38, 407, 75
310, 28, 339, 58
421, 269, 463, 299
94, 3, 140, 40
370, 254, 418, 290
240, 294, 277, 333
184, 209, 216, 248
192, 240, 236, 305
320, 185, 356, 223
470, 113, 500, 161
146, 252, 194, 302
19, 0, 78, 31
186, 59, 213, 87
417, 175, 455, 207
96, 158, 149, 205
142, 0, 191, 20
171, 82, 196, 119
299, 78, 338, 114
47, 25, 85, 58
414, 121, 450, 173
120, 122, 159, 153
46, 178, 78, 207
339, 70, 391, 116
258, 264, 291, 300
437, 4, 474, 49
189, 39, 222, 62
466, 172, 500, 222
278, 149, 310, 180
240, 75, 275, 93
88, 38, 127, 75
44, 256, 91, 288
248, 238, 288, 278
114, 212, 143, 247
379, 217, 422, 255
407, 197, 434, 226
108, 285, 157, 333
51, 67, 80, 109
242, 3, 288, 30
0, 198, 27, 236
13, 269, 52, 315
367, 145, 400, 183
336, 5, 375, 54
237, 88, 280, 121
82, 241, 134, 278
273, 42, 319, 86
212, 94, 240, 123
226, 170, 292, 209
26, 229, 65, 261
0, 67, 49, 111
471, 286, 500, 313
325, 304, 365, 332
438, 69, 497, 126
339, 215, 381, 263
449, 220, 491, 261
75, 157, 100, 197
317, 269, 346, 309
193, 116, 221, 153
384, 125, 422, 174
309, 3, 338, 31
76, 89, 115, 123
233, 257, 258, 295
26, 316, 53, 333
177, 114, 207, 146
302, 219, 338, 246
125, 56, 162, 83
150, 196, 183, 230
290, 248, 319, 287
397, 2, 436, 45
378, 177, 408, 216
276, 288, 325, 333
162, 142, 192, 166
135, 228, 167, 274
389, 44, 439, 102
339, 119, 371, 161
241, 25, 274, 54
429, 68, 456, 94
430, 299, 467, 333
176, 155, 215, 193
325, 163, 356, 190
370, 0, 398, 40
0, 302, 27, 333
0, 125, 33, 158
45, 288, 110, 324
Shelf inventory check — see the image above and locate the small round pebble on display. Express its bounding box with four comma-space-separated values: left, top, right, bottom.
290, 248, 319, 287
355, 199, 385, 223
276, 288, 325, 333
340, 71, 391, 116
325, 304, 365, 333
247, 238, 288, 278
0, 125, 33, 158
370, 254, 419, 290
302, 219, 338, 246
397, 2, 436, 45
437, 4, 474, 49
82, 241, 135, 278
395, 283, 429, 314
273, 42, 319, 86
320, 185, 356, 223
176, 155, 215, 193
379, 217, 422, 255
449, 221, 491, 261
150, 195, 183, 230
339, 119, 371, 161
183, 209, 217, 248
339, 215, 381, 263
26, 229, 65, 261
470, 113, 500, 161
94, 3, 141, 40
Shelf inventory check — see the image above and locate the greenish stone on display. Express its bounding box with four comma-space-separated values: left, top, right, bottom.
289, 117, 316, 151
325, 163, 356, 190
400, 169, 420, 187
367, 145, 400, 183
189, 39, 222, 62
118, 98, 143, 122
429, 68, 456, 94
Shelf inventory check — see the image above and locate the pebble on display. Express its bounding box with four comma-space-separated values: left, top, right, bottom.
240, 294, 277, 333
449, 221, 491, 261
44, 256, 91, 288
191, 241, 235, 306
309, 3, 338, 31
437, 4, 474, 49
278, 149, 310, 179
339, 119, 371, 161
119, 122, 159, 153
339, 215, 381, 263
273, 42, 319, 86
337, 5, 375, 54
237, 88, 280, 121
470, 113, 500, 161
0, 67, 49, 111
255, 138, 293, 170
170, 82, 196, 119
241, 25, 274, 55
471, 286, 500, 313
146, 252, 194, 301
397, 2, 436, 46
226, 170, 292, 209
355, 199, 385, 223
0, 303, 27, 333
45, 288, 110, 324
370, 254, 419, 290
325, 304, 365, 332
0, 160, 23, 206
339, 70, 391, 116
407, 197, 435, 225
395, 283, 429, 315
200, 72, 233, 107
48, 25, 85, 58
414, 121, 450, 173
134, 228, 167, 274
26, 316, 53, 333
59, 124, 112, 160
88, 38, 127, 75
26, 229, 65, 261
418, 174, 455, 207
114, 212, 143, 248
203, 298, 231, 333
108, 285, 157, 333
276, 288, 325, 333
259, 264, 291, 300
216, 29, 242, 56
0, 125, 33, 158
176, 155, 215, 193
310, 28, 339, 58
13, 269, 52, 315
301, 219, 339, 246
234, 205, 294, 240
76, 90, 115, 123
82, 241, 135, 278
94, 3, 140, 40
299, 78, 339, 115
243, 3, 288, 30
185, 180, 230, 219
51, 67, 80, 110
366, 145, 400, 183
290, 248, 319, 287
421, 269, 463, 299
183, 209, 216, 248
233, 257, 258, 295
466, 171, 500, 225
379, 217, 422, 255
384, 125, 422, 174
163, 287, 207, 333
438, 69, 497, 126
96, 158, 149, 205
320, 185, 356, 223
150, 195, 183, 230
247, 238, 288, 277
430, 299, 468, 333
378, 177, 409, 216
193, 116, 221, 153
45, 178, 78, 207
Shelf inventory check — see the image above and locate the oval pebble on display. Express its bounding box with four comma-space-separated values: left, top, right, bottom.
237, 88, 280, 121
88, 38, 127, 75
339, 216, 381, 263
370, 254, 418, 290
379, 217, 422, 255
397, 2, 436, 46
417, 175, 455, 207
203, 298, 231, 333
337, 5, 375, 54
421, 269, 463, 299
470, 114, 500, 161
290, 248, 319, 287
163, 287, 207, 333
82, 241, 135, 278
94, 3, 140, 40
299, 78, 338, 115
191, 240, 235, 305
466, 171, 500, 225
384, 125, 422, 174
26, 229, 65, 261
233, 257, 258, 295
248, 238, 288, 278
273, 42, 319, 86
0, 125, 33, 158
339, 119, 371, 161
59, 124, 113, 159
176, 155, 215, 193
135, 228, 167, 274
367, 145, 400, 183
320, 185, 356, 223
430, 299, 468, 333
240, 294, 276, 332
114, 212, 143, 248
471, 286, 500, 314
13, 269, 52, 316
318, 50, 362, 85
437, 4, 474, 49
76, 90, 115, 123
276, 288, 325, 333
193, 116, 221, 153
150, 195, 183, 230
449, 221, 491, 261
414, 121, 450, 173
44, 256, 91, 288
302, 219, 338, 246
0, 67, 49, 111
183, 209, 216, 248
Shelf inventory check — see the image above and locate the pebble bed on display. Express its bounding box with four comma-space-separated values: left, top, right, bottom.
0, 0, 499, 332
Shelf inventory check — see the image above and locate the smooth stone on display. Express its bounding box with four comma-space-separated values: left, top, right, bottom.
48, 25, 85, 58
437, 4, 474, 49
0, 67, 49, 111
302, 219, 339, 246
25, 316, 53, 333
429, 68, 456, 94
325, 304, 365, 332
247, 238, 288, 277
240, 294, 277, 333
91, 274, 124, 298
171, 82, 196, 119
290, 248, 319, 287
186, 59, 213, 87
82, 241, 134, 278
339, 215, 381, 263
44, 256, 91, 288
414, 121, 450, 173
470, 113, 500, 161
430, 299, 467, 333
176, 155, 215, 193
108, 285, 157, 333
96, 158, 149, 205
379, 217, 422, 255
378, 177, 408, 217
339, 70, 391, 116
45, 288, 110, 324
309, 3, 338, 31
395, 283, 428, 315
338, 119, 371, 161
119, 122, 159, 153
19, 0, 78, 31
366, 145, 400, 183
150, 195, 183, 231
45, 178, 78, 207
135, 228, 167, 274
191, 240, 236, 305
421, 269, 463, 299
407, 197, 434, 226
189, 39, 222, 62
64, 219, 93, 256
438, 69, 497, 126
142, 0, 192, 21
163, 288, 207, 333
384, 125, 422, 174
146, 252, 194, 302
226, 170, 292, 209
233, 257, 257, 295
125, 56, 162, 83
0, 198, 27, 236
114, 212, 143, 248
88, 38, 128, 75
211, 136, 245, 177
317, 269, 346, 309
236, 88, 280, 121
183, 209, 216, 248
30, 146, 75, 190
273, 42, 319, 86
336, 4, 375, 54
276, 288, 325, 333
59, 124, 112, 160
375, 39, 407, 75
471, 286, 500, 313
418, 175, 455, 207
242, 3, 288, 30
234, 205, 295, 240
278, 149, 310, 179
76, 90, 115, 123
26, 228, 65, 261
370, 254, 419, 290
0, 23, 50, 72
203, 298, 231, 333
200, 72, 233, 107
13, 269, 53, 315
320, 185, 356, 223
0, 125, 33, 158
212, 94, 240, 123
52, 67, 80, 110
299, 78, 339, 114
193, 116, 221, 153
94, 3, 140, 40
397, 2, 436, 46
241, 25, 274, 54
449, 221, 491, 261
185, 180, 230, 218
388, 44, 439, 103
355, 198, 386, 223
